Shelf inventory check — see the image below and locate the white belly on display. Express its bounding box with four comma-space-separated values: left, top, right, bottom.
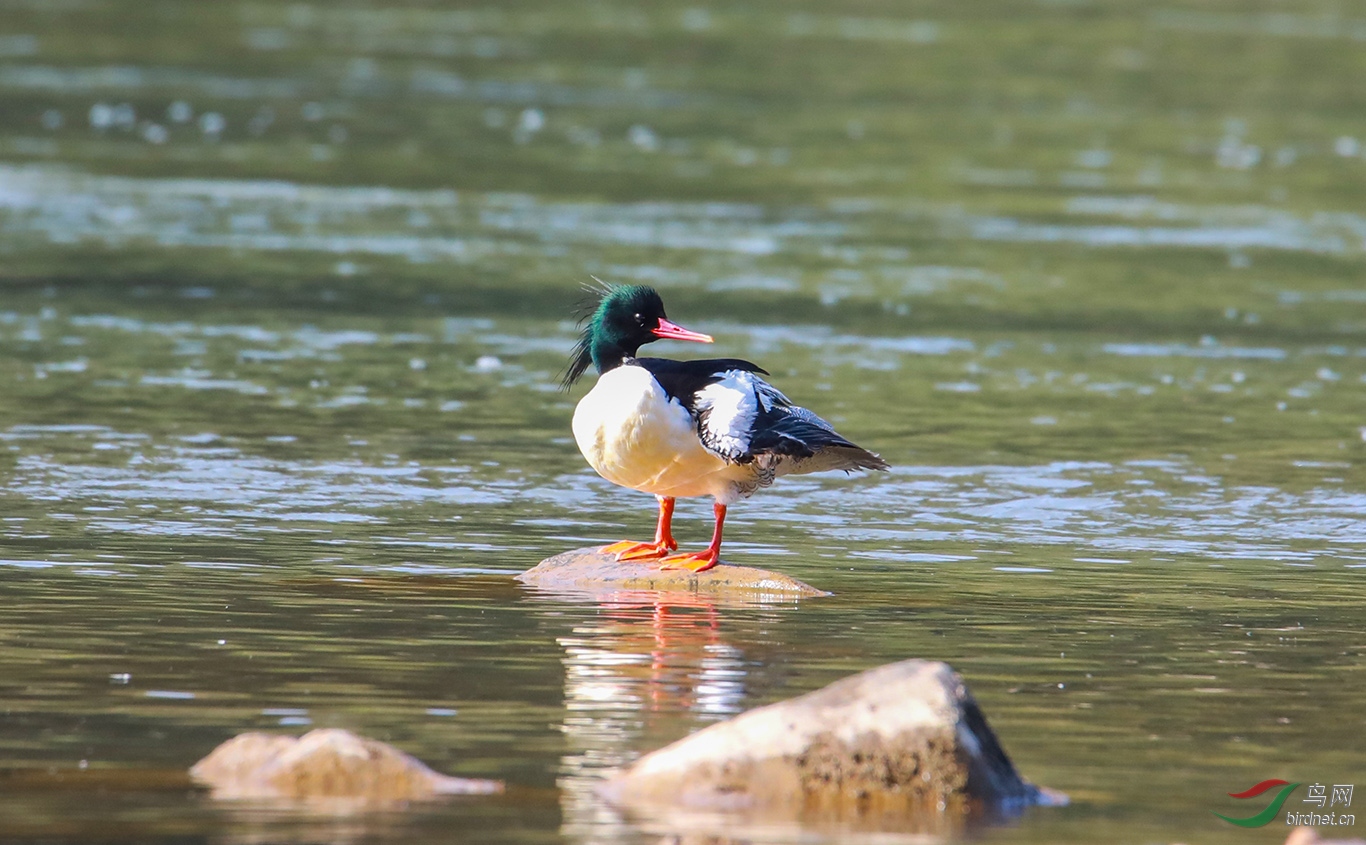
572, 366, 747, 501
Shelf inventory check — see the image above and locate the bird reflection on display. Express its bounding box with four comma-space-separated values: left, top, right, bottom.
553, 590, 751, 843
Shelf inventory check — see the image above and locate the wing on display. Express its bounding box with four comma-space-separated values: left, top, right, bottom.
691, 369, 788, 461
748, 404, 889, 472
636, 358, 887, 473
634, 358, 773, 461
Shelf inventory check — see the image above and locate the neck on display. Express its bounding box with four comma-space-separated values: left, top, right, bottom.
562, 328, 641, 388
591, 336, 636, 375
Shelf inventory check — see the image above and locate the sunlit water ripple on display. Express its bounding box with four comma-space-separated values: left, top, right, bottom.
5, 423, 1362, 570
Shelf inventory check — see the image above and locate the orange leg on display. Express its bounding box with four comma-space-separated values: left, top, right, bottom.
659, 502, 726, 573
600, 496, 679, 561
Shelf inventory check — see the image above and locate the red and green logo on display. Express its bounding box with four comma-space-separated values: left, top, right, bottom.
1214, 779, 1301, 827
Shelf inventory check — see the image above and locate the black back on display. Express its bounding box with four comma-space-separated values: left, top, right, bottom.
634, 357, 768, 414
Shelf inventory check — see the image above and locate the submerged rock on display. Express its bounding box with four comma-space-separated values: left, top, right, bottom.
191, 728, 503, 805
518, 546, 828, 599
601, 660, 1059, 833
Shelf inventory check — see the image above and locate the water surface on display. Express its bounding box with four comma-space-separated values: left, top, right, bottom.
1, 2, 1364, 843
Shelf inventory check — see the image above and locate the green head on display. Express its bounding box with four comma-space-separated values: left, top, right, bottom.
562, 283, 712, 387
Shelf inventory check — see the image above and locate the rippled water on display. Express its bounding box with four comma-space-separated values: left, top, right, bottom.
1, 2, 1364, 844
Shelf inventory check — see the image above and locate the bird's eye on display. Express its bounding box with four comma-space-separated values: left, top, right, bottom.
633, 312, 644, 324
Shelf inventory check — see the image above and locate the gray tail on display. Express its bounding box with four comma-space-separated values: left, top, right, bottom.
793, 443, 890, 475
828, 444, 890, 472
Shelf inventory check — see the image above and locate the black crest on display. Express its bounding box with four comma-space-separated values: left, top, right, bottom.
561, 277, 614, 389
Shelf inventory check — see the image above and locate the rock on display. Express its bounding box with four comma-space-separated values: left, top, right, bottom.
190, 728, 503, 805
601, 660, 1058, 831
1286, 828, 1366, 845
517, 546, 829, 600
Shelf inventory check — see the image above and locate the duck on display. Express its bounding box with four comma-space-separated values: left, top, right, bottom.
563, 283, 888, 572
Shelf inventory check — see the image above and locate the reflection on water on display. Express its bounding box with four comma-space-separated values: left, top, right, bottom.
550, 591, 757, 842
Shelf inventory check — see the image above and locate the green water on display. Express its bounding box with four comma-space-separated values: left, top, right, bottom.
1, 1, 1364, 843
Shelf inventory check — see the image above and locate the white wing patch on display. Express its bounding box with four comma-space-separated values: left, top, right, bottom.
754, 378, 787, 413
693, 370, 791, 461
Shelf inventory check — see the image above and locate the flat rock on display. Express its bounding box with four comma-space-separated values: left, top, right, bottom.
601, 660, 1059, 833
190, 728, 503, 806
517, 546, 828, 599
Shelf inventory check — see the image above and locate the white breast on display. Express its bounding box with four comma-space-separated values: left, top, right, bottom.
572, 365, 745, 501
